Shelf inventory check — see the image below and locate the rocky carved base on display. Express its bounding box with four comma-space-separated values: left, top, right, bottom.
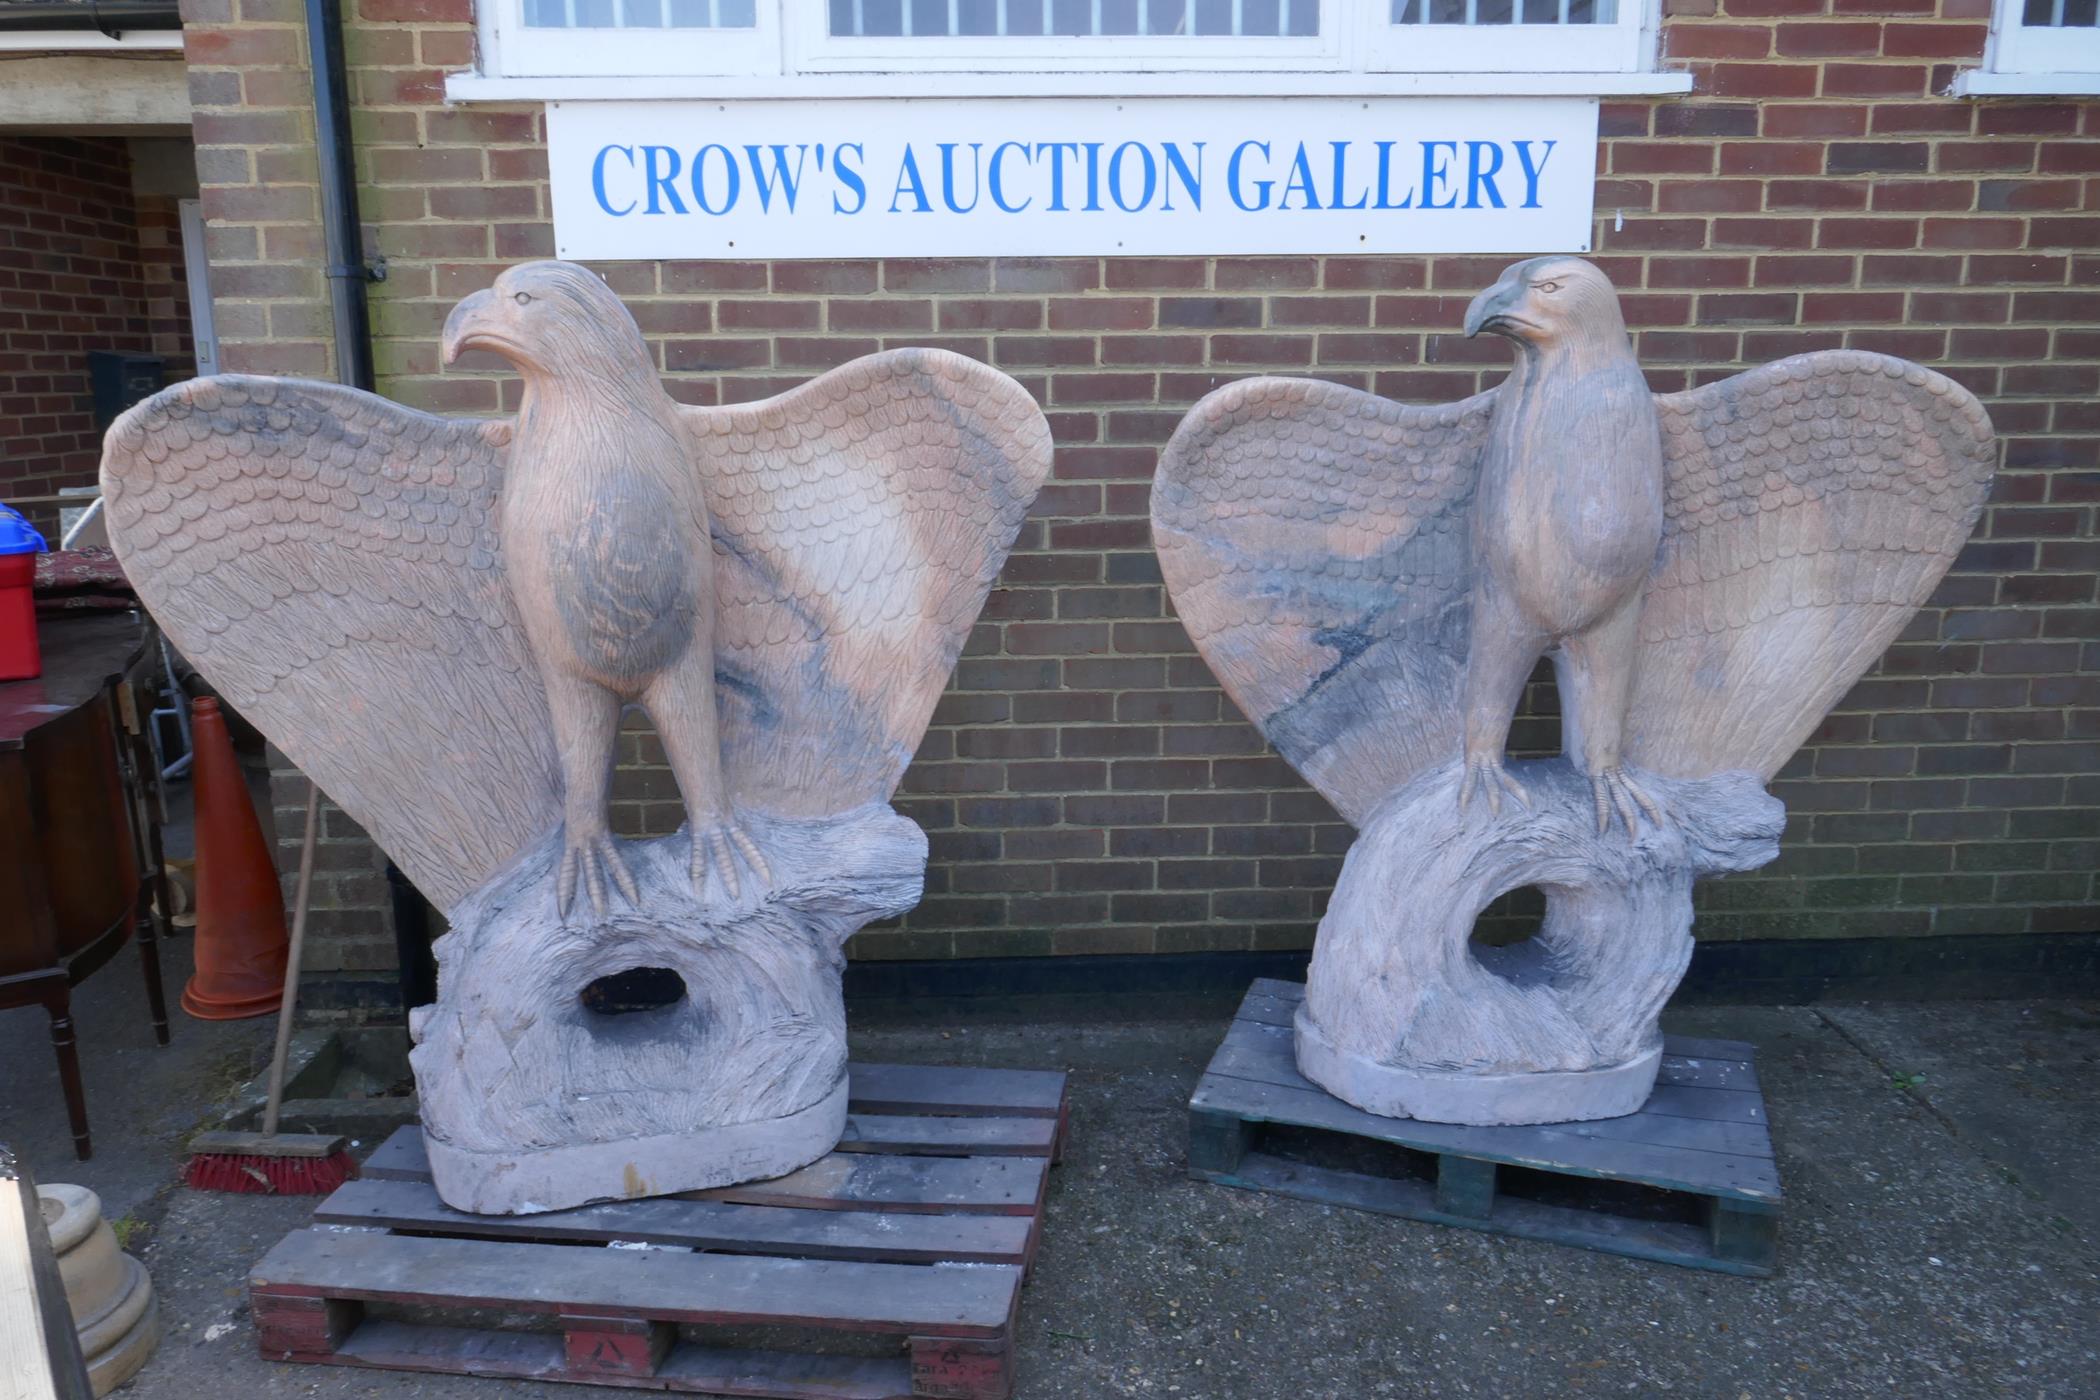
409, 803, 925, 1215
1296, 760, 1785, 1126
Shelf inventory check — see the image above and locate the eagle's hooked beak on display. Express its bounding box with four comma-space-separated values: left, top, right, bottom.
1463, 280, 1520, 339
441, 288, 499, 366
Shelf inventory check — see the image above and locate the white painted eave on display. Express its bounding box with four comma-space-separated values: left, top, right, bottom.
445, 68, 1695, 103
1948, 68, 2100, 96
0, 29, 183, 50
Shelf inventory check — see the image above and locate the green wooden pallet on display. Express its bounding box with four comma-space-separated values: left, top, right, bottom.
1188, 980, 1782, 1276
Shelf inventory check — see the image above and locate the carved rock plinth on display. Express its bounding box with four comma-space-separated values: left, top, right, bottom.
1296, 762, 1782, 1125
411, 804, 923, 1215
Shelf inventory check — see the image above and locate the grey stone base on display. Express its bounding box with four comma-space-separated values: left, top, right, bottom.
422, 1077, 850, 1216
1294, 1009, 1663, 1125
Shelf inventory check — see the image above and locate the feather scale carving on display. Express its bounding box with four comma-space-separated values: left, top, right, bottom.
102, 376, 554, 909
687, 347, 1054, 815
1153, 376, 1494, 825
1630, 350, 1997, 779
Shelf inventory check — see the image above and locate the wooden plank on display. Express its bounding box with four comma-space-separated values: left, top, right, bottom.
318, 1320, 917, 1398
1662, 1034, 1758, 1062
699, 1155, 1046, 1217
1707, 1198, 1781, 1274
848, 1064, 1064, 1119
835, 1114, 1057, 1158
1191, 1065, 1781, 1202
358, 1127, 427, 1182
362, 1129, 1048, 1215
1233, 990, 1301, 1031
910, 1333, 1014, 1400
562, 1313, 672, 1378
1186, 1108, 1254, 1177
321, 1321, 564, 1379
252, 1228, 1020, 1337
1655, 1054, 1759, 1094
1434, 1156, 1496, 1220
311, 1178, 1033, 1266
1199, 1150, 1772, 1278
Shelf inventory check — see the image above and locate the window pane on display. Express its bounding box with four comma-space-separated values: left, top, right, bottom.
829, 0, 1312, 34
1392, 0, 1607, 25
2025, 0, 2099, 24
531, 0, 753, 26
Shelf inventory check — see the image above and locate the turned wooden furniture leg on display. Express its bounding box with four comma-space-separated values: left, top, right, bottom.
43, 985, 90, 1161
134, 893, 169, 1047
115, 677, 172, 1046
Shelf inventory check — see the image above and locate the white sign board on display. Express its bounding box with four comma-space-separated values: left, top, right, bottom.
548, 97, 1598, 261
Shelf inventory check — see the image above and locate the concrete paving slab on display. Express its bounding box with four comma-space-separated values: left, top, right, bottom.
1816, 1000, 2100, 1245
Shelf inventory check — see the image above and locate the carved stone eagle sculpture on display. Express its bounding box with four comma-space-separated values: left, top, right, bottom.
101, 261, 1055, 1211
102, 260, 1052, 921
1154, 255, 1996, 1126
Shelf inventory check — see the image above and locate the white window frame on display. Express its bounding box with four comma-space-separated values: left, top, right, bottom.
1363, 0, 1647, 73
460, 0, 1688, 95
1952, 0, 2100, 95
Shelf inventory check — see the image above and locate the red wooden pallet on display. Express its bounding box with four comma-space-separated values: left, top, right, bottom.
250, 1062, 1068, 1400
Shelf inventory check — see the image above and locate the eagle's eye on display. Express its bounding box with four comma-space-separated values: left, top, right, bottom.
1533, 280, 1562, 294
513, 291, 534, 306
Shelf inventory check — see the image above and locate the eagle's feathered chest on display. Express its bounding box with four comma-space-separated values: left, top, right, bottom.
1475, 355, 1666, 628
502, 398, 710, 690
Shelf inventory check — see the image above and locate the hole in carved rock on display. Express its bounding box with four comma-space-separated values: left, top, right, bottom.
579, 966, 687, 1016
1471, 887, 1549, 986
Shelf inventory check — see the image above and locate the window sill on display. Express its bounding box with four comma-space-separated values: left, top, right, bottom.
444, 68, 1694, 102
1949, 68, 2100, 96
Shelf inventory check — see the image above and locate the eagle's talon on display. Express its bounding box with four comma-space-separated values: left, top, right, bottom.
1590, 767, 1662, 837
556, 829, 637, 921
1457, 756, 1530, 819
690, 816, 771, 905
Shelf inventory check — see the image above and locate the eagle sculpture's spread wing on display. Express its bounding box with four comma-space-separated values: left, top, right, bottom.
101, 376, 560, 911
1153, 377, 1497, 826
681, 348, 1053, 816
1628, 350, 1996, 781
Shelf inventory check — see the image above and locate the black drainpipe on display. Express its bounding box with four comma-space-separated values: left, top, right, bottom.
304, 0, 437, 1010
0, 0, 180, 33
303, 0, 376, 392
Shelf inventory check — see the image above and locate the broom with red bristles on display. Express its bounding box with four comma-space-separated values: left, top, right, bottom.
183, 782, 358, 1194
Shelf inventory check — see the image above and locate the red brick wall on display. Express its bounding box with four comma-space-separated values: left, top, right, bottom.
0, 137, 196, 537
181, 0, 2100, 976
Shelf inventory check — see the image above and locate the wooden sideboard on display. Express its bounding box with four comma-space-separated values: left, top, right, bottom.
0, 612, 173, 1161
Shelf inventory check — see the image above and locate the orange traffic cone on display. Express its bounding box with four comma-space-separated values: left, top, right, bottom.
181, 696, 288, 1020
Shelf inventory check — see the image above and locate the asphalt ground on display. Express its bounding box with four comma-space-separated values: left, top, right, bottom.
4, 925, 2095, 1399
